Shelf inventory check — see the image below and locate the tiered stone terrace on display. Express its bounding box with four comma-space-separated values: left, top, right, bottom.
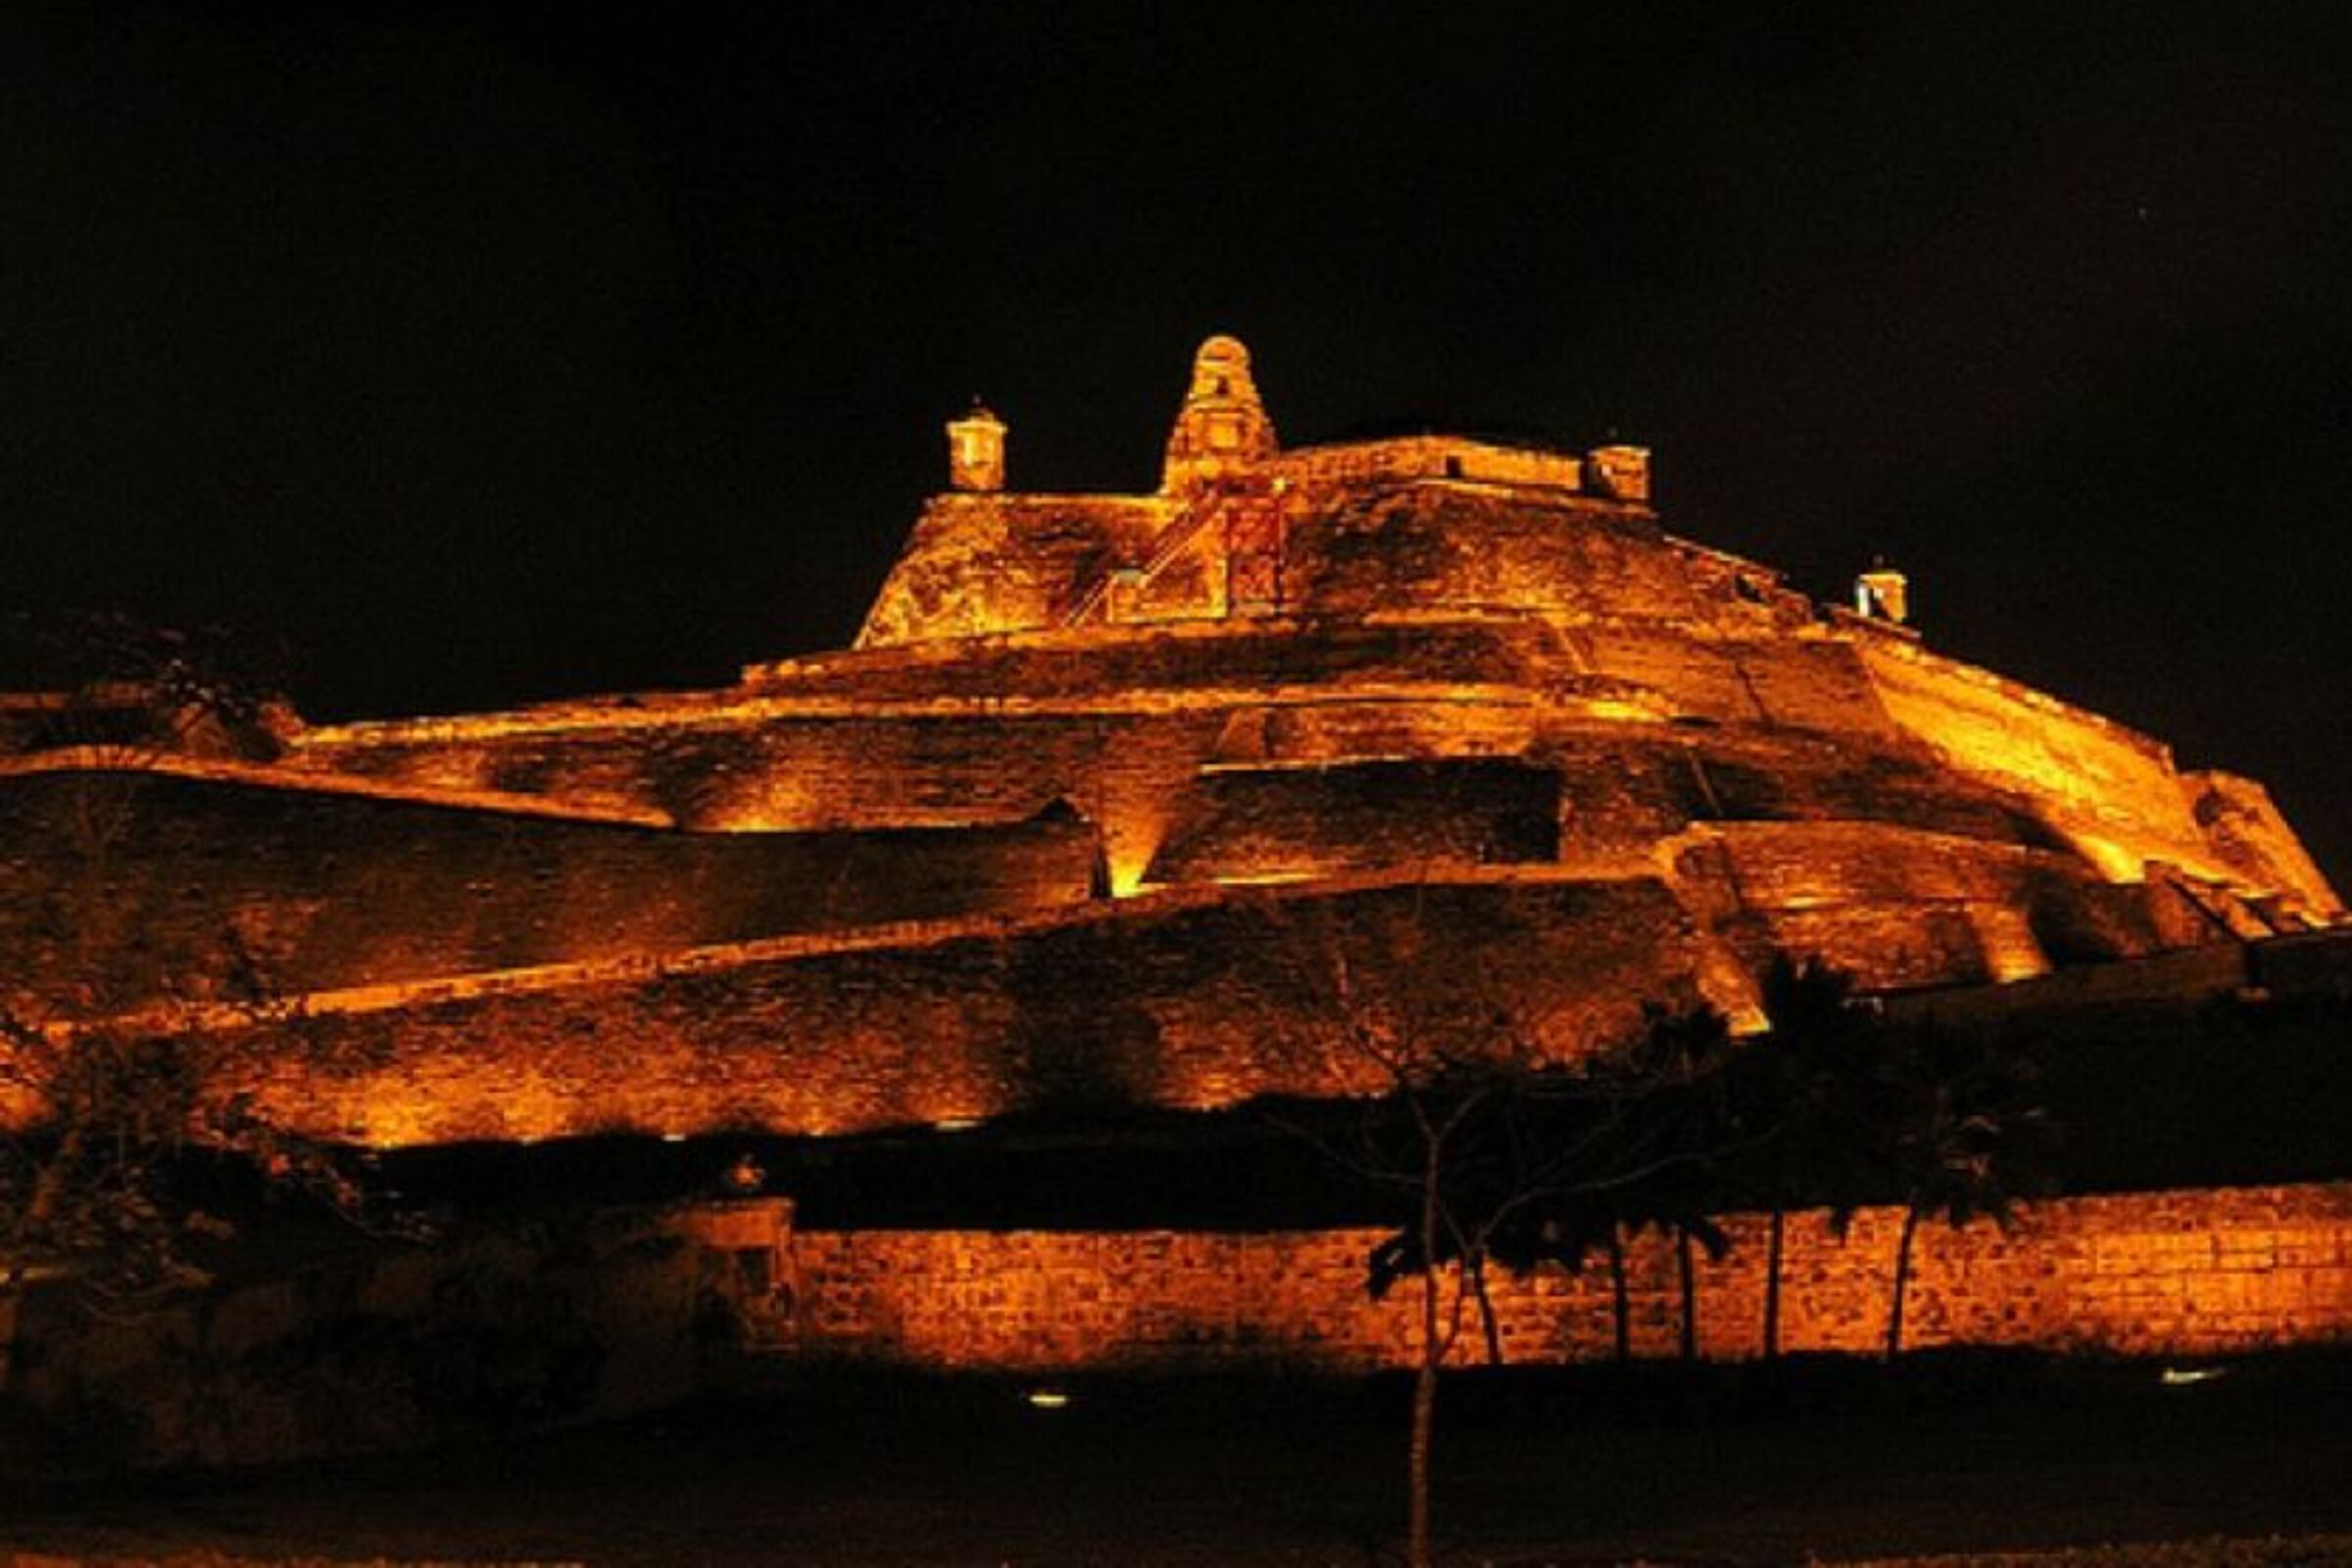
1, 336, 2338, 1147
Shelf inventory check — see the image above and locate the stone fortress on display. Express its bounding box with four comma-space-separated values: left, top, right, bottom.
4, 334, 2337, 1143
5, 337, 2350, 1394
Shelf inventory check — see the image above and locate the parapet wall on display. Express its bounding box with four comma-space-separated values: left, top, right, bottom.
787, 1183, 2352, 1370
1854, 633, 2241, 892
1283, 489, 1718, 627
1266, 435, 1591, 493
2187, 770, 2347, 918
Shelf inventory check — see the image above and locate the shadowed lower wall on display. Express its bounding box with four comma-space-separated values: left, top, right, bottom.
15, 1183, 2348, 1470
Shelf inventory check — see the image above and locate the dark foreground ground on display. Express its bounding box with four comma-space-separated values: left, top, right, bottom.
6, 1352, 2352, 1566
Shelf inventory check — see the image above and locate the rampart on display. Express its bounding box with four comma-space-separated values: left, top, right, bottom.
24, 1182, 2352, 1469
171, 876, 1742, 1147
0, 334, 2336, 1154
1265, 433, 1592, 492
270, 602, 2327, 918
2, 335, 2346, 1482
19, 823, 2255, 1150
0, 768, 1096, 1012
787, 1184, 2352, 1370
858, 493, 1173, 646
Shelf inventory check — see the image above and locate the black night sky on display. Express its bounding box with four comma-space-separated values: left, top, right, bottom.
4, 3, 2347, 881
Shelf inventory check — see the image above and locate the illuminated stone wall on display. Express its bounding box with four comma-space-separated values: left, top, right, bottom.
0, 335, 2337, 1154
207, 877, 1742, 1147
2186, 769, 2344, 917
1, 825, 2227, 1144
1145, 759, 1562, 884
1852, 630, 2284, 896
277, 605, 2333, 923
20, 1183, 2347, 1470
0, 757, 2278, 1145
859, 493, 1172, 646
1267, 433, 1590, 491
1278, 488, 1755, 627
0, 769, 1096, 1011
1683, 821, 2178, 988
787, 1184, 2352, 1370
22, 1183, 2352, 1472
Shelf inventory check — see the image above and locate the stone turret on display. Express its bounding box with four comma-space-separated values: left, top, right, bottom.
1162, 335, 1278, 493
1856, 564, 1909, 624
1585, 444, 1651, 504
947, 402, 1006, 492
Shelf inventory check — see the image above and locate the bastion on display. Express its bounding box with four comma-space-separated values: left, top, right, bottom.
2, 334, 2340, 1146
10, 336, 2352, 1447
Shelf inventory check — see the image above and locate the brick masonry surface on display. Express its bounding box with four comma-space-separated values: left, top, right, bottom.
786, 1184, 2352, 1369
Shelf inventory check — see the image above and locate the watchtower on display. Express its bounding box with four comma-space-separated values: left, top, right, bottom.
947, 402, 1007, 492
1162, 335, 1279, 493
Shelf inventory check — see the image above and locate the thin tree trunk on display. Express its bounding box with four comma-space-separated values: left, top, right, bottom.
1468, 1251, 1502, 1367
0, 1275, 24, 1395
1886, 1204, 1922, 1362
1410, 1270, 1438, 1568
1762, 1201, 1786, 1361
1408, 1142, 1442, 1568
0, 1115, 89, 1392
0, 1186, 61, 1391
1675, 1228, 1697, 1363
1606, 1225, 1630, 1364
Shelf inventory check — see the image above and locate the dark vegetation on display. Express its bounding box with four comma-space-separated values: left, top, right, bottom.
0, 610, 289, 760
0, 616, 391, 1394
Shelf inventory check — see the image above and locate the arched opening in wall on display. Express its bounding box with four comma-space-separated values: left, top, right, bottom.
684, 1200, 798, 1352
1443, 457, 1464, 479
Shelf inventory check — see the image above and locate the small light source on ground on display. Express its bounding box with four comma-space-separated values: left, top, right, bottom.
2160, 1365, 2226, 1387
933, 1117, 980, 1132
1025, 1389, 1071, 1409
661, 1132, 687, 1144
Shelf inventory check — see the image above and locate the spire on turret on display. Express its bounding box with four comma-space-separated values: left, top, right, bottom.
1162, 335, 1278, 493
